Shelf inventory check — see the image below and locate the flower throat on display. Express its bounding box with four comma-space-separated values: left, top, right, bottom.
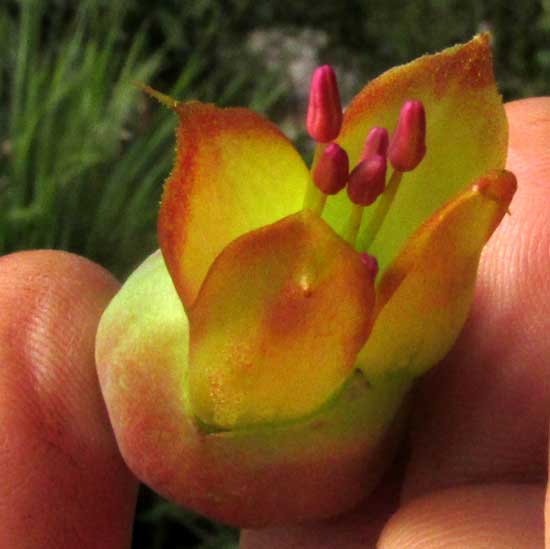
302, 65, 427, 253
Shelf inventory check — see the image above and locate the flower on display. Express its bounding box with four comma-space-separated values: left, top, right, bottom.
96, 34, 516, 527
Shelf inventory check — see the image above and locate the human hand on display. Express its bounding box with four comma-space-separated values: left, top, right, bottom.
0, 252, 137, 547
0, 98, 548, 548
242, 97, 550, 547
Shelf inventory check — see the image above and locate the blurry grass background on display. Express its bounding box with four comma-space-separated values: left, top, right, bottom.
1, 0, 549, 547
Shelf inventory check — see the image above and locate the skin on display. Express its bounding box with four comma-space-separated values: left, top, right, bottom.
0, 98, 548, 548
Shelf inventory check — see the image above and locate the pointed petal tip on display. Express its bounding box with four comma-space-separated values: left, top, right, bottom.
138, 83, 180, 110
475, 169, 517, 208
356, 168, 517, 380
158, 101, 309, 310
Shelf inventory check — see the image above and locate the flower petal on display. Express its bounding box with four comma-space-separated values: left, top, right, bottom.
356, 170, 517, 379
187, 211, 376, 429
159, 102, 310, 309
97, 249, 410, 525
324, 34, 507, 275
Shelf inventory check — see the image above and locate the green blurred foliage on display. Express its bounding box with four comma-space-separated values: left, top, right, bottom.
275, 0, 547, 95
1, 0, 548, 547
135, 0, 549, 100
0, 0, 287, 278
134, 487, 239, 549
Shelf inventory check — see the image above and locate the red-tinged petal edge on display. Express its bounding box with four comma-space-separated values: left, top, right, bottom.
97, 249, 412, 527
158, 101, 310, 310
187, 211, 377, 429
356, 169, 517, 379
323, 34, 508, 276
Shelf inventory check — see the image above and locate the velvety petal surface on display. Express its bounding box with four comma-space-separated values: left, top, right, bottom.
96, 248, 411, 525
356, 170, 517, 378
187, 212, 376, 429
324, 34, 508, 275
158, 102, 310, 309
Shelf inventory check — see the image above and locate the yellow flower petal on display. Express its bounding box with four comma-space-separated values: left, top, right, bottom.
187, 211, 376, 429
96, 249, 411, 525
324, 34, 508, 275
356, 170, 517, 379
158, 101, 310, 309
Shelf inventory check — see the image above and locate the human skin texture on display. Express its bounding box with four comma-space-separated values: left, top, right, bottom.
0, 252, 138, 548
0, 98, 548, 547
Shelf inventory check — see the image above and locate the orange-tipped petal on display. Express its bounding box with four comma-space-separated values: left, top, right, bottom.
187, 211, 376, 429
96, 249, 410, 526
324, 34, 508, 273
356, 169, 517, 378
159, 101, 310, 309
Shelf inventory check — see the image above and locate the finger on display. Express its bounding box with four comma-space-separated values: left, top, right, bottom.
379, 483, 545, 548
240, 466, 403, 549
547, 445, 550, 548
401, 97, 550, 501
0, 251, 138, 548
242, 98, 550, 548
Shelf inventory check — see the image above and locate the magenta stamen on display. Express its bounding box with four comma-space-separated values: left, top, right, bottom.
360, 253, 379, 279
313, 143, 349, 195
388, 100, 426, 172
346, 154, 387, 206
361, 127, 389, 162
306, 65, 343, 143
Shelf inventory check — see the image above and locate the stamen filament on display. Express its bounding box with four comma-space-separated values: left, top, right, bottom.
361, 170, 403, 250
304, 184, 327, 216
344, 154, 387, 246
303, 144, 327, 216
343, 204, 364, 245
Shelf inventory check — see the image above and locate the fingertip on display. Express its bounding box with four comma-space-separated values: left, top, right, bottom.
505, 97, 550, 144
380, 484, 545, 548
240, 503, 388, 549
546, 437, 550, 548
0, 250, 137, 548
399, 97, 550, 502
240, 465, 403, 548
0, 250, 120, 446
505, 97, 550, 194
0, 248, 120, 301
